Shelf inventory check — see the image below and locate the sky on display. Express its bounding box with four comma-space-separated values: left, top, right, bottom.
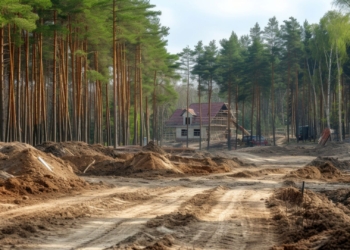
150, 0, 336, 54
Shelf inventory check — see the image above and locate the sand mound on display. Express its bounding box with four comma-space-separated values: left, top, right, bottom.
36, 142, 238, 177
169, 155, 232, 175
91, 153, 240, 177
270, 187, 350, 249
36, 141, 116, 159
286, 161, 343, 181
282, 180, 297, 187
306, 156, 350, 170
323, 188, 350, 209
36, 142, 125, 175
118, 152, 182, 176
230, 171, 255, 178
0, 142, 87, 198
142, 141, 166, 155
114, 232, 174, 250
316, 141, 350, 155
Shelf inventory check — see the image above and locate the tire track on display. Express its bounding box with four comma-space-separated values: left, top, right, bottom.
32, 186, 209, 250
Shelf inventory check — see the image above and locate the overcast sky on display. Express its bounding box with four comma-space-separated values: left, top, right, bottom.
150, 0, 335, 54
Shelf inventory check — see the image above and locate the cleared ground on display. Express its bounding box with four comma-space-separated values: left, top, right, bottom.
1, 140, 350, 249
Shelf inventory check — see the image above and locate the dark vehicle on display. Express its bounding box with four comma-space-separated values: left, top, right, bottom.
242, 135, 268, 146
298, 125, 314, 141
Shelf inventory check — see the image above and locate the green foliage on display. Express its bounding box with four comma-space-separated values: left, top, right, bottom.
87, 70, 108, 83
0, 0, 39, 30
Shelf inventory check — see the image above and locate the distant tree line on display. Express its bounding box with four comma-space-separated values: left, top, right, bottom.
178, 1, 350, 146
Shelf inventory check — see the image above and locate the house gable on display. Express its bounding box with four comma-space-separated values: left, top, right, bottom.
165, 102, 228, 127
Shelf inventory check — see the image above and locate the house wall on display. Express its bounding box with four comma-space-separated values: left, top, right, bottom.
175, 126, 207, 141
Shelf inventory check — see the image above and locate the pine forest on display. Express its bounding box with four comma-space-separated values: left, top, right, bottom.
1, 0, 350, 148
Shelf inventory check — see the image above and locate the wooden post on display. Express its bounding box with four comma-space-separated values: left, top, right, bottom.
301, 181, 305, 201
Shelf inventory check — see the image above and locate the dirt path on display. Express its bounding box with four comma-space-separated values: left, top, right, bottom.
0, 151, 315, 250
181, 187, 274, 250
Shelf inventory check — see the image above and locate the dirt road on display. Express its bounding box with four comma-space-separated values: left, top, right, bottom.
0, 150, 327, 250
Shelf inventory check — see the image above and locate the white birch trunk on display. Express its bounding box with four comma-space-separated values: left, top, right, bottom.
324, 48, 332, 135
336, 46, 342, 141
307, 60, 319, 135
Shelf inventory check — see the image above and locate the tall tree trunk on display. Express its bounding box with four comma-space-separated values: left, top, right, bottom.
235, 84, 238, 149
207, 77, 212, 150
336, 47, 343, 141
198, 77, 202, 150
287, 53, 290, 143
0, 27, 3, 141
271, 61, 276, 145
51, 10, 57, 142
113, 0, 118, 148
16, 37, 21, 142
325, 48, 332, 135
186, 67, 189, 148
138, 44, 143, 146
152, 70, 157, 142
227, 80, 231, 150
24, 31, 29, 143
295, 67, 299, 142
133, 45, 138, 145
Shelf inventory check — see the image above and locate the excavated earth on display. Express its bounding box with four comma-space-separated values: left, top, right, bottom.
0, 140, 350, 249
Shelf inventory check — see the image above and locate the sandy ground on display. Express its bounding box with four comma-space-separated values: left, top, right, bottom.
1, 140, 350, 249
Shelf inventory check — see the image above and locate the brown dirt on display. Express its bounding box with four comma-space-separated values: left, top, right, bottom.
8, 139, 350, 249
35, 142, 238, 178
142, 141, 166, 155
0, 189, 155, 246
0, 142, 89, 201
269, 187, 350, 249
230, 168, 286, 178
146, 186, 225, 229
112, 186, 225, 249
285, 160, 346, 181
36, 141, 117, 158
306, 156, 350, 170
112, 152, 234, 177
323, 188, 350, 211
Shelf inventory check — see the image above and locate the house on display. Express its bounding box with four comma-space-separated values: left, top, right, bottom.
164, 102, 249, 142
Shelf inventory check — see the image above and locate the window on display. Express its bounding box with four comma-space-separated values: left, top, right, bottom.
194, 129, 200, 136
181, 129, 188, 136
185, 117, 191, 125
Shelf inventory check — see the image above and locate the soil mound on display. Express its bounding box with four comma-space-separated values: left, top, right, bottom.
286, 161, 343, 181
231, 157, 255, 167
121, 152, 182, 176
230, 171, 255, 178
282, 180, 297, 187
36, 141, 116, 159
37, 142, 238, 177
0, 142, 87, 198
142, 141, 166, 155
270, 187, 350, 249
96, 153, 236, 177
169, 155, 232, 175
315, 141, 350, 156
323, 188, 350, 209
36, 141, 123, 175
306, 156, 350, 170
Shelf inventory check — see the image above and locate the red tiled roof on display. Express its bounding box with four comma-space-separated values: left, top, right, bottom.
166, 102, 227, 126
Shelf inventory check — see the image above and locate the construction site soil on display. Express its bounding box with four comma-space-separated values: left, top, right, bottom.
0, 140, 350, 249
